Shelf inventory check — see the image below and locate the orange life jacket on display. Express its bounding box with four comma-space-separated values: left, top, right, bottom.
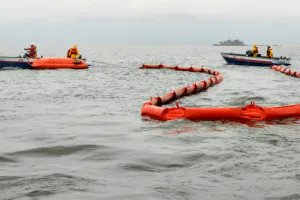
27, 46, 37, 58
70, 48, 78, 54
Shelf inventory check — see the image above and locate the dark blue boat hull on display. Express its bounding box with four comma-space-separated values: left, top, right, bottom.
222, 57, 276, 67
0, 61, 33, 69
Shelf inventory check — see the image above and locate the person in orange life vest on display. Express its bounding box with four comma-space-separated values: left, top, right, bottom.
251, 44, 259, 57
24, 43, 37, 58
67, 45, 80, 59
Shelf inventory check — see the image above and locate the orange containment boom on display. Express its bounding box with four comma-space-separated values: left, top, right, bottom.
31, 58, 88, 69
140, 64, 300, 122
271, 65, 300, 78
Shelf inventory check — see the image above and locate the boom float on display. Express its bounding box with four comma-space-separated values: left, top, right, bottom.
140, 64, 300, 122
271, 65, 300, 78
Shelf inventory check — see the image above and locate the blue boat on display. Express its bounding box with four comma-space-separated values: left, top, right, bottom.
221, 52, 291, 67
0, 55, 38, 69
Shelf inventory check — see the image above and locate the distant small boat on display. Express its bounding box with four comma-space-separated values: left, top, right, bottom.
220, 51, 291, 67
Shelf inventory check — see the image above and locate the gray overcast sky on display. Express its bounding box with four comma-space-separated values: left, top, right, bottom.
1, 0, 300, 45
2, 0, 299, 22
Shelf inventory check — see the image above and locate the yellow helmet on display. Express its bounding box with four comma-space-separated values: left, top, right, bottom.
74, 45, 77, 48
254, 44, 257, 47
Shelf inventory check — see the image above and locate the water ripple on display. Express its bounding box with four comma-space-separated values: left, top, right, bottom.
5, 144, 102, 157
0, 45, 299, 200
0, 173, 95, 200
0, 155, 17, 163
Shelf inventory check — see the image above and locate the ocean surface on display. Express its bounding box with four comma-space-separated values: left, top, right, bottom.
0, 45, 300, 200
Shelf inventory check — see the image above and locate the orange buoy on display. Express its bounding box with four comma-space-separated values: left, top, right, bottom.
271, 65, 300, 78
140, 64, 300, 122
31, 58, 88, 69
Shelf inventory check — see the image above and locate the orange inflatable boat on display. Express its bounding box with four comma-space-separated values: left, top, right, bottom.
31, 58, 88, 69
271, 65, 300, 78
140, 64, 300, 122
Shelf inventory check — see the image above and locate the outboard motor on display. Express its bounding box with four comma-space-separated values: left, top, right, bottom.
77, 55, 86, 61
246, 50, 254, 57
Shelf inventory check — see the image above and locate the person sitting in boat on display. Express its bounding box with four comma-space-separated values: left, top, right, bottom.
266, 46, 273, 58
67, 45, 81, 59
251, 44, 259, 57
24, 43, 37, 58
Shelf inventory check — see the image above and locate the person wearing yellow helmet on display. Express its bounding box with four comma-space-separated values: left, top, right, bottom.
266, 46, 273, 58
251, 44, 259, 57
67, 45, 81, 59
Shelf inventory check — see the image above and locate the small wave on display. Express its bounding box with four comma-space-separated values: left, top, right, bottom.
266, 118, 300, 126
266, 193, 300, 200
81, 148, 131, 162
182, 152, 229, 163
255, 133, 291, 147
119, 163, 163, 172
119, 156, 190, 173
0, 176, 23, 181
0, 155, 17, 163
1, 173, 95, 200
163, 126, 196, 134
6, 144, 103, 157
294, 174, 300, 180
120, 151, 226, 173
0, 67, 23, 71
154, 186, 189, 199
158, 119, 191, 129
25, 190, 54, 197
227, 95, 267, 106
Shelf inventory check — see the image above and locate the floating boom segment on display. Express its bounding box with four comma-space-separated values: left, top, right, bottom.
140, 64, 300, 122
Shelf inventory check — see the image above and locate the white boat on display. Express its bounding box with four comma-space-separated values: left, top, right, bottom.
221, 51, 291, 67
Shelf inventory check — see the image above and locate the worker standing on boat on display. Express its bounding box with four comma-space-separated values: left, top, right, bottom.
251, 44, 259, 57
24, 43, 37, 58
266, 46, 273, 58
67, 45, 81, 59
